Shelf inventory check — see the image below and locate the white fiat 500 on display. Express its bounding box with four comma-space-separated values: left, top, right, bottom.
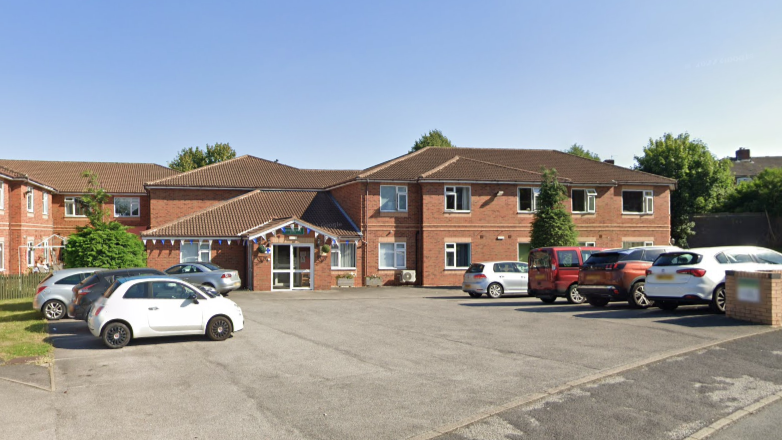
88, 276, 244, 349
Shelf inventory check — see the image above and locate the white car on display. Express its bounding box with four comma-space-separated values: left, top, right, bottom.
88, 276, 244, 349
645, 246, 782, 313
462, 261, 529, 298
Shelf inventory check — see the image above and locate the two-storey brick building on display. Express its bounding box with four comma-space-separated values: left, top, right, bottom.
0, 160, 178, 274
141, 147, 675, 290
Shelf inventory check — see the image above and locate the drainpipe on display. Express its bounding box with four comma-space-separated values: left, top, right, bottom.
363, 182, 368, 286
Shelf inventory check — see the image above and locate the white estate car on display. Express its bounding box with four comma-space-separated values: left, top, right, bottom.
88, 276, 244, 349
645, 246, 782, 313
462, 261, 529, 298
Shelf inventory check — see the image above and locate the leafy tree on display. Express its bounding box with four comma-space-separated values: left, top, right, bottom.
410, 129, 454, 153
168, 142, 237, 172
565, 144, 600, 161
63, 173, 147, 269
530, 168, 578, 248
634, 133, 734, 247
720, 168, 782, 216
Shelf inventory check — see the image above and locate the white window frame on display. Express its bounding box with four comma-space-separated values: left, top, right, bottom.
114, 197, 140, 218
517, 187, 540, 213
622, 190, 654, 214
445, 243, 471, 269
571, 189, 596, 213
27, 240, 34, 267
26, 187, 34, 212
331, 241, 357, 270
644, 241, 654, 246
579, 242, 597, 247
0, 181, 4, 210
42, 192, 48, 215
0, 241, 5, 271
379, 186, 408, 212
444, 185, 471, 212
180, 241, 211, 263
378, 242, 406, 269
65, 197, 87, 217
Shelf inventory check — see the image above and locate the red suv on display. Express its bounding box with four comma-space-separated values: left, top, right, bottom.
528, 246, 606, 304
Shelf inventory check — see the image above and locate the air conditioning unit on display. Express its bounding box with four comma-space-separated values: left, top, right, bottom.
400, 270, 416, 283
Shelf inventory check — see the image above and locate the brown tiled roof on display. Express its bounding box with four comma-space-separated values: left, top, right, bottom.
419, 156, 561, 182
141, 190, 359, 238
146, 155, 359, 189
730, 157, 782, 178
0, 159, 178, 193
352, 147, 675, 185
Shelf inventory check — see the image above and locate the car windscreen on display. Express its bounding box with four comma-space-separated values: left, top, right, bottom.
653, 252, 703, 266
754, 250, 782, 265
201, 263, 222, 271
466, 264, 484, 274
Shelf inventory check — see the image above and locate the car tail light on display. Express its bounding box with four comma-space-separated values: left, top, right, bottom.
94, 306, 104, 316
473, 274, 487, 279
36, 286, 46, 295
605, 263, 626, 271
78, 283, 96, 295
677, 269, 706, 277
221, 273, 232, 278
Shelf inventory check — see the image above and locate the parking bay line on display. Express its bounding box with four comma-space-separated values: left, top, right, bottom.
408, 326, 781, 440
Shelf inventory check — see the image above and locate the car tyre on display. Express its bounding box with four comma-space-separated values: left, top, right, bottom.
487, 283, 504, 299
566, 284, 585, 304
539, 295, 556, 304
207, 315, 233, 341
657, 300, 679, 311
628, 282, 654, 309
42, 300, 66, 321
709, 285, 726, 314
102, 322, 131, 349
468, 292, 482, 298
587, 297, 609, 307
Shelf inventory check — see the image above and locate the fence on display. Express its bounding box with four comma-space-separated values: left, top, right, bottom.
0, 273, 50, 300
690, 213, 782, 249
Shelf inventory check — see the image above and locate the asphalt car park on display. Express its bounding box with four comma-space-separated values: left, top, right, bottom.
2, 287, 773, 440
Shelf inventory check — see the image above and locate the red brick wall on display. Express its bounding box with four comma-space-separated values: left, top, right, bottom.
148, 188, 249, 227
145, 239, 248, 288
0, 179, 8, 273
330, 182, 363, 230
4, 182, 55, 274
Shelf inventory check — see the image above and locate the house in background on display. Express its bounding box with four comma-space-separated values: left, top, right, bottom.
0, 160, 178, 274
730, 148, 782, 183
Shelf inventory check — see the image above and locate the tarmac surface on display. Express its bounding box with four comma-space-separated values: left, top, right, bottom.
1, 287, 778, 440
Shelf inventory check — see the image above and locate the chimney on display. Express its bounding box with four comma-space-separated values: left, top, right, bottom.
735, 148, 750, 161
603, 159, 615, 165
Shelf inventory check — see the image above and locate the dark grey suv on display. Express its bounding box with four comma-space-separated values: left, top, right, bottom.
68, 268, 165, 320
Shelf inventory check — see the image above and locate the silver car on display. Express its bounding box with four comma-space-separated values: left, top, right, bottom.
462, 261, 529, 298
163, 263, 241, 294
33, 268, 99, 320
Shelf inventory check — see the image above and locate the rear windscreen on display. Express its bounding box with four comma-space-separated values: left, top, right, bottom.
530, 252, 551, 269
80, 274, 99, 287
584, 253, 622, 266
466, 264, 484, 274
755, 251, 782, 265
653, 252, 702, 266
201, 263, 222, 271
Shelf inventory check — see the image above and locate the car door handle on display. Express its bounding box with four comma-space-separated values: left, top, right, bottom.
148, 307, 158, 311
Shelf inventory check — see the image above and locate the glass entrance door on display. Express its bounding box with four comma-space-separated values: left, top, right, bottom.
272, 244, 313, 290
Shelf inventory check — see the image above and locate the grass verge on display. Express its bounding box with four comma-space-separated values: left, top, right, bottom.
0, 298, 53, 364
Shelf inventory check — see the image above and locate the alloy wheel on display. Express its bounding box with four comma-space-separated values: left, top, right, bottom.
634, 285, 652, 308
44, 301, 64, 320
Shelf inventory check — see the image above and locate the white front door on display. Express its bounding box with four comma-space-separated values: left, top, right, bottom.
272, 244, 313, 290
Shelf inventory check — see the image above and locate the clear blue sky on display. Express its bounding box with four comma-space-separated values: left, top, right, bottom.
1, 1, 780, 170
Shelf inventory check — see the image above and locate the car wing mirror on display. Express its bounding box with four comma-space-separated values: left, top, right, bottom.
188, 292, 199, 304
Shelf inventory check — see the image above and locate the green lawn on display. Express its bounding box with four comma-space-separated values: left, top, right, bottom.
0, 298, 53, 364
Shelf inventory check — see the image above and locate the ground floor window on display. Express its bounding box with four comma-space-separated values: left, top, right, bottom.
622, 241, 653, 248
578, 242, 596, 247
445, 243, 471, 269
27, 240, 35, 267
518, 243, 531, 262
379, 243, 406, 269
180, 241, 211, 263
331, 241, 356, 269
0, 242, 4, 271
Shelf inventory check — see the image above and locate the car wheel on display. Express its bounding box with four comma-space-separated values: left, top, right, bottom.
487, 283, 504, 299
628, 282, 654, 309
587, 297, 609, 307
566, 284, 585, 304
468, 292, 482, 298
657, 300, 679, 311
102, 322, 131, 349
42, 300, 66, 321
207, 316, 233, 341
539, 295, 556, 304
709, 285, 726, 314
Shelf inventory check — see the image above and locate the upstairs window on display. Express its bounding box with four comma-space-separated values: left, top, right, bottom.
26, 187, 34, 212
65, 197, 87, 217
445, 186, 470, 212
518, 187, 540, 212
622, 190, 654, 214
0, 181, 4, 209
42, 192, 48, 215
379, 186, 408, 212
114, 197, 140, 217
572, 189, 597, 213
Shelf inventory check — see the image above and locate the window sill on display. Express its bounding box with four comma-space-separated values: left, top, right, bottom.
331, 267, 357, 271
378, 211, 408, 217
65, 216, 87, 219
115, 216, 141, 218
378, 267, 405, 271
621, 212, 653, 216
444, 211, 471, 214
445, 267, 469, 271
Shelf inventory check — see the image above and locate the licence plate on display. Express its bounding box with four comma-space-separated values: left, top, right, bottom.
535, 274, 546, 280
586, 275, 601, 282
464, 284, 472, 289
656, 274, 674, 280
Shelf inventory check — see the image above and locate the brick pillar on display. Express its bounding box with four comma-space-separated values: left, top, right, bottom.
725, 270, 782, 327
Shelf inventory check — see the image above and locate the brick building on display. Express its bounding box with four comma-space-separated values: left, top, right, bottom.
141, 148, 675, 290
0, 160, 177, 274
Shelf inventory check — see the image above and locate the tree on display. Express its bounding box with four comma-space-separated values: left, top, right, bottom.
634, 133, 734, 247
63, 173, 147, 269
410, 129, 454, 153
565, 144, 600, 161
530, 168, 578, 248
720, 168, 782, 216
168, 142, 237, 172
